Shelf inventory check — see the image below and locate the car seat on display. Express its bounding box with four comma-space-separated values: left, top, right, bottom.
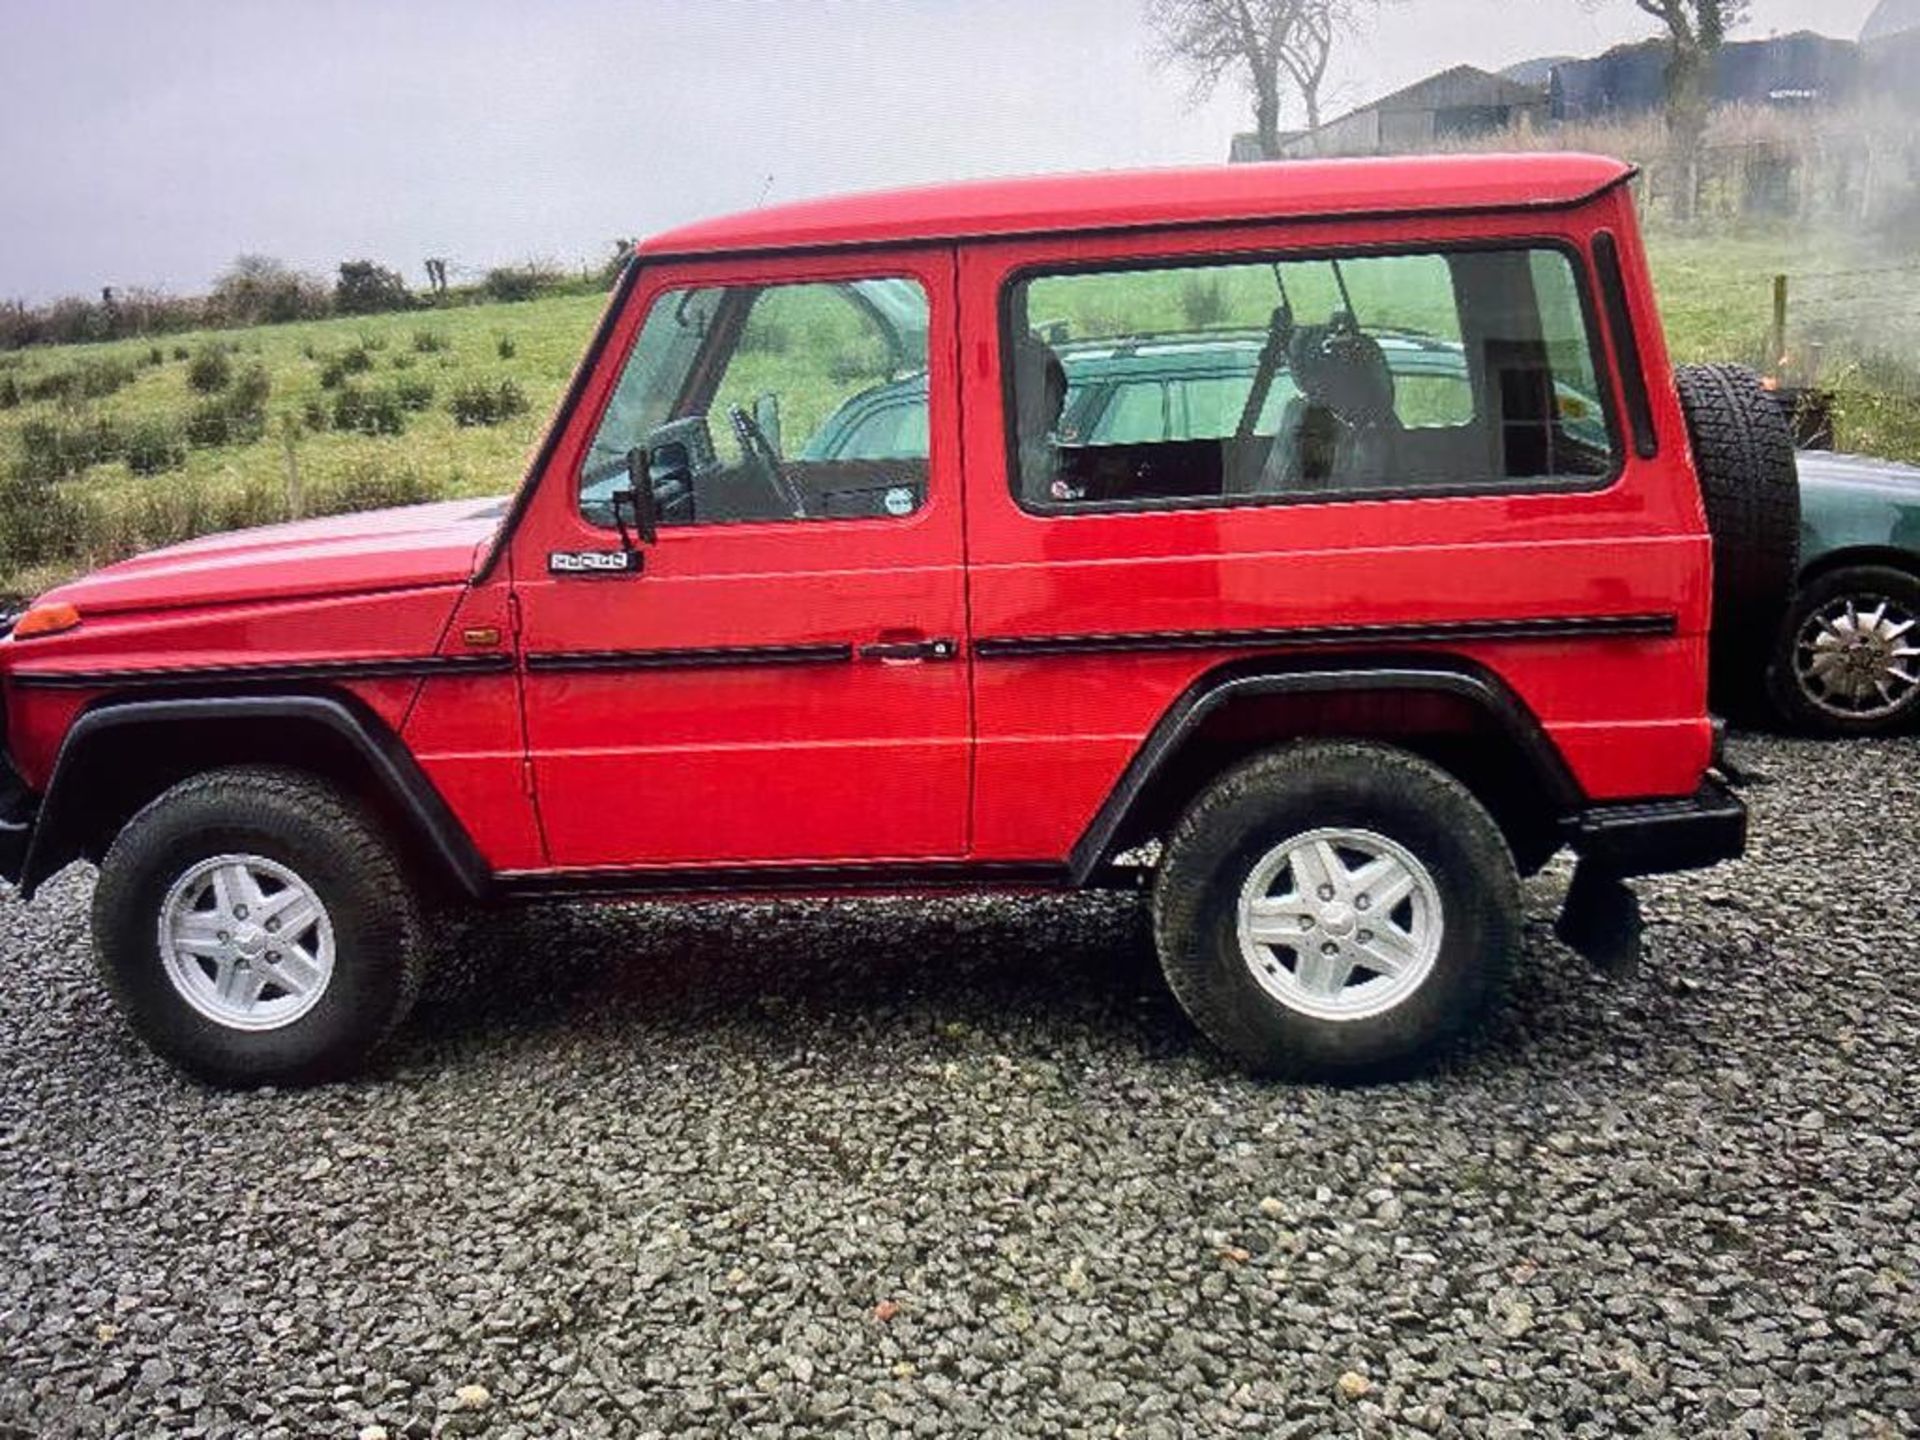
1012, 333, 1068, 502
1256, 323, 1402, 493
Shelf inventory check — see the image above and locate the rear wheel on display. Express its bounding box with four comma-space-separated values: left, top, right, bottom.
1769, 564, 1920, 736
92, 767, 424, 1086
1152, 742, 1520, 1081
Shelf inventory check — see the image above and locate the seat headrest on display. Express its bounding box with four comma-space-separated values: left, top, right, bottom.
1013, 333, 1068, 439
1289, 324, 1397, 428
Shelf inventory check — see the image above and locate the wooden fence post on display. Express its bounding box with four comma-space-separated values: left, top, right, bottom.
1770, 274, 1789, 381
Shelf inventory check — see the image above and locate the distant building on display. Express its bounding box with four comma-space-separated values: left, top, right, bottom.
1549, 32, 1860, 120
1862, 0, 1920, 98
1863, 0, 1920, 43
1236, 66, 1549, 161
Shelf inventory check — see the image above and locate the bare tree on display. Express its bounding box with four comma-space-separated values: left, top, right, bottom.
1146, 1, 1376, 159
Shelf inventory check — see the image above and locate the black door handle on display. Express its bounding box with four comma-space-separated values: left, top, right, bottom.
859, 638, 958, 662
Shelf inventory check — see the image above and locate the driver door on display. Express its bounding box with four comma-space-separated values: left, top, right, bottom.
509, 247, 969, 873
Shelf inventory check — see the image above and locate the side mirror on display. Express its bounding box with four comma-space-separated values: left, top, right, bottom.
752, 392, 782, 458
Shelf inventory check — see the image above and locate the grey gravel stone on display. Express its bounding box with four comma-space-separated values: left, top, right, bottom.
1, 731, 1917, 1437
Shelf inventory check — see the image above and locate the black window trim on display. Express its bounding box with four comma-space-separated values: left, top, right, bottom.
997, 235, 1627, 520
1592, 230, 1659, 460
574, 269, 938, 536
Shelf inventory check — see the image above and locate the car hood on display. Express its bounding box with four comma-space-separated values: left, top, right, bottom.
43, 496, 510, 616
1797, 450, 1920, 497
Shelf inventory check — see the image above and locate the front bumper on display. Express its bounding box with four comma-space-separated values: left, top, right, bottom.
1564, 776, 1747, 878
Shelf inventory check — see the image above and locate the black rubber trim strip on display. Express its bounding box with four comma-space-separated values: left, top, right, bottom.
494, 859, 1070, 902
1593, 231, 1658, 460
978, 612, 1677, 661
474, 257, 643, 584
8, 653, 513, 691
637, 169, 1639, 265
524, 642, 853, 674
15, 694, 491, 901
1067, 655, 1586, 883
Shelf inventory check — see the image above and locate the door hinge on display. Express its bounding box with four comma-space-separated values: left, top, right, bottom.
520, 757, 537, 799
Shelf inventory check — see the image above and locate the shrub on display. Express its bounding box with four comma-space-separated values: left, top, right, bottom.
301, 397, 329, 431
448, 378, 529, 427
482, 265, 556, 303
1178, 275, 1229, 330
13, 413, 126, 482
389, 352, 415, 370
495, 333, 516, 360
123, 418, 187, 476
411, 328, 449, 353
313, 460, 441, 514
739, 314, 792, 356
330, 383, 407, 436
0, 472, 87, 569
184, 367, 269, 448
229, 364, 270, 412
0, 375, 18, 410
24, 358, 137, 405
392, 376, 435, 412
146, 346, 165, 367
211, 255, 331, 326
186, 346, 233, 393
334, 260, 412, 316
172, 345, 190, 362
317, 344, 375, 389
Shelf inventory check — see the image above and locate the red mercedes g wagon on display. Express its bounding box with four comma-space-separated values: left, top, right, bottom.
0, 154, 1779, 1085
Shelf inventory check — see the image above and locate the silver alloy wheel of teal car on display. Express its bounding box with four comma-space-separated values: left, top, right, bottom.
1792, 593, 1920, 721
158, 853, 336, 1031
1235, 826, 1444, 1022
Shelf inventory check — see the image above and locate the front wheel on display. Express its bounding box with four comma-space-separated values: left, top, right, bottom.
1153, 742, 1520, 1081
1769, 565, 1920, 736
92, 767, 425, 1086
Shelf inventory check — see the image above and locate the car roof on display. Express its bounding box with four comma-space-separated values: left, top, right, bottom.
637, 154, 1633, 260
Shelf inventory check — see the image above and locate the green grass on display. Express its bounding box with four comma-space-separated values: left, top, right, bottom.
2, 225, 1916, 599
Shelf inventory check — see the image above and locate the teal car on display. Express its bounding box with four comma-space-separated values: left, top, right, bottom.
1777, 451, 1920, 735
803, 335, 1919, 736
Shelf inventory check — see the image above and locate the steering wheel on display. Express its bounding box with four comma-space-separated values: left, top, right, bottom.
727, 404, 805, 518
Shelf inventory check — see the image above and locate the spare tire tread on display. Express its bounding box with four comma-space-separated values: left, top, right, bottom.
1673, 362, 1801, 703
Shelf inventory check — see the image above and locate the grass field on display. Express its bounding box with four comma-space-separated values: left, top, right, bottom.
2, 225, 1916, 599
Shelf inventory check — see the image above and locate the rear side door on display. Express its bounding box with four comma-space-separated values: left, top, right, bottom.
506, 247, 969, 872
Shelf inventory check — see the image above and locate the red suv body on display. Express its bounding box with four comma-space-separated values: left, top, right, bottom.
0, 154, 1750, 1084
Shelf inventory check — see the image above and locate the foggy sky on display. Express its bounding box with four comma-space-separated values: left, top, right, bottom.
0, 0, 1881, 303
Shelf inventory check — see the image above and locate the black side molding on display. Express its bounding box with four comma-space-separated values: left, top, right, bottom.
8, 653, 512, 692
525, 643, 852, 674
1068, 656, 1584, 883
977, 613, 1676, 661
14, 695, 491, 901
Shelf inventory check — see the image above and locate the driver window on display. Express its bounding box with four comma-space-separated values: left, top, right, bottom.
580, 277, 930, 529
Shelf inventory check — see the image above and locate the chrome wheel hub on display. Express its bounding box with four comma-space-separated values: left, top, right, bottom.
1236, 827, 1443, 1022
1794, 595, 1920, 720
158, 854, 335, 1031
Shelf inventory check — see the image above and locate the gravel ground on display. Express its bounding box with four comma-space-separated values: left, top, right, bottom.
2, 731, 1918, 1439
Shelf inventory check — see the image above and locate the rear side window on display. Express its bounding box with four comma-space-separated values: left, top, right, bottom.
1005, 247, 1617, 511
